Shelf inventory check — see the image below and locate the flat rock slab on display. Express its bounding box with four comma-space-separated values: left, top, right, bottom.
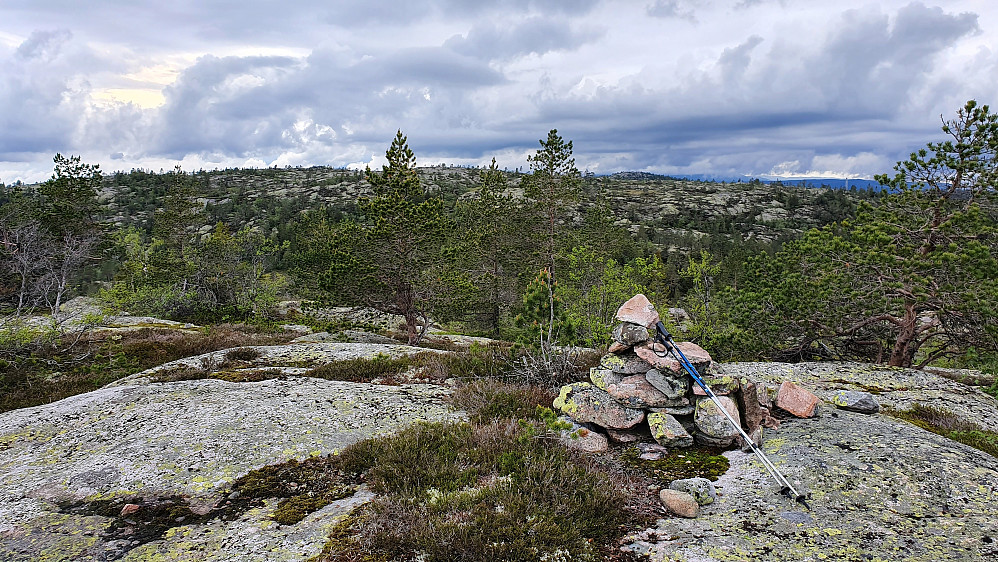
107, 342, 432, 387
0, 377, 462, 561
722, 362, 998, 431
623, 408, 998, 561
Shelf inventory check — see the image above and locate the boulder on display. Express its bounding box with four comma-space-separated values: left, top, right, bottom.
776, 381, 820, 418
645, 369, 690, 400
659, 489, 699, 518
634, 341, 712, 376
647, 412, 694, 448
615, 294, 661, 328
693, 396, 741, 446
605, 374, 687, 409
612, 322, 650, 346
668, 478, 717, 506
830, 390, 880, 414
553, 382, 645, 429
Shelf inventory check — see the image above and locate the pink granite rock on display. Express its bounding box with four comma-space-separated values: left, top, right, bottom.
776, 381, 820, 418
659, 489, 699, 518
605, 374, 687, 409
635, 341, 712, 375
614, 294, 660, 328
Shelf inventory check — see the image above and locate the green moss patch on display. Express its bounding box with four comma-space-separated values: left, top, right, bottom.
621, 445, 731, 482
229, 455, 358, 525
885, 403, 998, 458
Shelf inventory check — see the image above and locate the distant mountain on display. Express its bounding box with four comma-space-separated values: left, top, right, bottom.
620, 173, 884, 191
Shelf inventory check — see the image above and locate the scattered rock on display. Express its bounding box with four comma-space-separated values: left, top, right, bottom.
636, 442, 670, 461
776, 381, 821, 418
119, 503, 141, 517
615, 294, 661, 328
647, 412, 694, 448
659, 489, 699, 518
830, 390, 880, 414
668, 478, 717, 506
553, 382, 645, 429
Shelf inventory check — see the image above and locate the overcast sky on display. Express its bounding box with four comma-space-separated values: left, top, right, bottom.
1, 0, 995, 184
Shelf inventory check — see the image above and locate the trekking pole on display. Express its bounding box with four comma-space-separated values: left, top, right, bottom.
653, 321, 810, 509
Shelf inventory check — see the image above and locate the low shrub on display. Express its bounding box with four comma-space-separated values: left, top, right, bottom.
448, 379, 555, 424
325, 421, 633, 561
886, 403, 998, 458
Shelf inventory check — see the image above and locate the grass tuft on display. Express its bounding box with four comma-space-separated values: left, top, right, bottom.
885, 403, 998, 458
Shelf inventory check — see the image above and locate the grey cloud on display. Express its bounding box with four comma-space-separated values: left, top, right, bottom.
15, 29, 72, 60
445, 18, 602, 60
646, 0, 698, 22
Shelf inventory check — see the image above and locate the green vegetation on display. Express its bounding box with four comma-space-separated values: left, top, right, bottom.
885, 403, 998, 458
2, 101, 996, 415
325, 421, 632, 562
620, 446, 731, 482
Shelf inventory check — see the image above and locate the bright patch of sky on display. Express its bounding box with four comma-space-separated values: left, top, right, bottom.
1, 0, 995, 183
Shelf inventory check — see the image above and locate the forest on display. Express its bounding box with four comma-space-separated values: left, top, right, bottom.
1, 101, 997, 411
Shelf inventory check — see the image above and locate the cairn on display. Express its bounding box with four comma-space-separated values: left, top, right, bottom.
554, 294, 780, 450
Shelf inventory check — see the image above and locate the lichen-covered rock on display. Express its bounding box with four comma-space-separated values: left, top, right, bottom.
693, 396, 741, 446
557, 417, 609, 453
606, 374, 687, 409
648, 412, 694, 448
635, 341, 712, 376
600, 350, 654, 375
553, 382, 645, 429
691, 375, 740, 396
589, 367, 623, 391
659, 489, 699, 518
830, 390, 880, 414
0, 376, 461, 561
645, 369, 690, 400
668, 478, 717, 506
720, 361, 998, 431
615, 294, 660, 328
622, 406, 998, 562
776, 380, 820, 418
612, 322, 650, 346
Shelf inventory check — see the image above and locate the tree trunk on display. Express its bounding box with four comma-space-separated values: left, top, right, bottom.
887, 300, 919, 367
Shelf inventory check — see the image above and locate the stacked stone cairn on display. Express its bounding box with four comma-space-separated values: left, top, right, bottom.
554, 294, 781, 454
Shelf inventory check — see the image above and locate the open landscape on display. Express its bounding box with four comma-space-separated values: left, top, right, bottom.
2, 1, 997, 560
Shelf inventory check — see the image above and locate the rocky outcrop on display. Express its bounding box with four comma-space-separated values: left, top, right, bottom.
0, 362, 462, 561
622, 405, 998, 561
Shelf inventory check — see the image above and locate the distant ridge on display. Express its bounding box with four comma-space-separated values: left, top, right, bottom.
605, 172, 883, 191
